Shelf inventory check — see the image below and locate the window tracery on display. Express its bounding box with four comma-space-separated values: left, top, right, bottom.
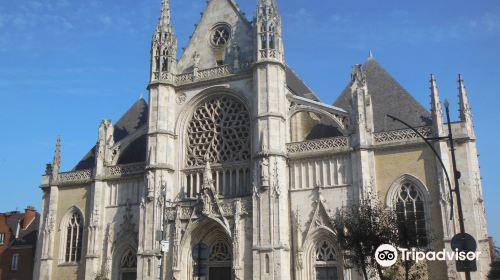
395, 181, 428, 247
121, 250, 137, 269
120, 249, 137, 280
64, 211, 83, 263
186, 95, 250, 167
211, 24, 231, 47
314, 240, 338, 280
209, 241, 231, 262
315, 240, 336, 262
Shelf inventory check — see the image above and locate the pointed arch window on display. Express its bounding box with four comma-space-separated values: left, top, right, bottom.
64, 211, 83, 263
120, 249, 137, 280
314, 240, 338, 280
394, 180, 428, 247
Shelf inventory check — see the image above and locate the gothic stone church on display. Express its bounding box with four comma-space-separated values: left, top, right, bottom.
33, 0, 491, 279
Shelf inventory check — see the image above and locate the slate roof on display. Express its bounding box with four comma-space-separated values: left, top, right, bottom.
1, 211, 39, 248
333, 57, 431, 132
286, 65, 320, 101
73, 98, 149, 170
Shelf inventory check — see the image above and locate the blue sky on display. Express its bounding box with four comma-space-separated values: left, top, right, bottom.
0, 0, 499, 241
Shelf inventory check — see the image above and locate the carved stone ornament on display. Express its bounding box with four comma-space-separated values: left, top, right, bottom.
272, 160, 281, 197
260, 157, 270, 189
176, 92, 187, 105
304, 196, 334, 240
351, 64, 366, 86
286, 136, 349, 154
120, 200, 136, 234
90, 208, 99, 228
44, 213, 55, 233
193, 51, 200, 69
146, 171, 154, 201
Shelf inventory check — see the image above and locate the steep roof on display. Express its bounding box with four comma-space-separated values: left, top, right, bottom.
1, 211, 39, 247
334, 58, 431, 132
73, 98, 149, 171
286, 66, 320, 101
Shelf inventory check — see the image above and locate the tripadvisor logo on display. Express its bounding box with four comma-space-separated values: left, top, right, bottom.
374, 244, 482, 267
375, 244, 398, 267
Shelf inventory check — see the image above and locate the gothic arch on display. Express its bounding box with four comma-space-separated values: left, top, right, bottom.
386, 174, 431, 206
289, 105, 347, 141
300, 228, 344, 280
176, 88, 252, 164
111, 243, 137, 280
175, 86, 251, 137
176, 87, 253, 198
58, 206, 85, 264
386, 174, 432, 247
179, 217, 234, 280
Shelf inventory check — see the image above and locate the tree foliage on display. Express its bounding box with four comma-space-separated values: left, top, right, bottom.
489, 259, 500, 279
333, 193, 399, 280
383, 259, 429, 280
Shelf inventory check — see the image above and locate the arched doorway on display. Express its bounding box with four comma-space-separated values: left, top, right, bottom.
192, 239, 232, 280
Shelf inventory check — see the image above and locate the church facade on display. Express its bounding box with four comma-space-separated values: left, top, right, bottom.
33, 0, 491, 279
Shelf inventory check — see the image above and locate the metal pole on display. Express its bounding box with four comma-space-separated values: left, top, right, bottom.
386, 114, 454, 220
387, 112, 472, 279
444, 100, 471, 280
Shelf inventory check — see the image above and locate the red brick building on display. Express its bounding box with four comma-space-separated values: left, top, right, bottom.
0, 207, 39, 280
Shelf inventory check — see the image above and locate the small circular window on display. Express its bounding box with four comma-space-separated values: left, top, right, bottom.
210, 24, 231, 47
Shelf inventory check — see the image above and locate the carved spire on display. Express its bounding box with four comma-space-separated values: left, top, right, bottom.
351, 64, 367, 87
430, 74, 444, 135
52, 136, 61, 176
350, 64, 374, 147
458, 74, 473, 123
159, 0, 172, 32
458, 74, 475, 138
256, 0, 284, 62
150, 0, 177, 83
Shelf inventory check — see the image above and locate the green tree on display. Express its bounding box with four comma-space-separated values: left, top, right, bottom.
488, 247, 500, 280
384, 259, 428, 280
334, 192, 399, 280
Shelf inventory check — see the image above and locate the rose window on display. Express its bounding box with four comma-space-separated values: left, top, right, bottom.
186, 95, 250, 167
211, 24, 231, 47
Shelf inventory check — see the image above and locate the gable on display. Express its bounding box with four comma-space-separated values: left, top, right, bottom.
176, 0, 253, 73
334, 58, 431, 132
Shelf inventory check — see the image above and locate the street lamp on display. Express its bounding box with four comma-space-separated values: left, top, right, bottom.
387, 99, 475, 280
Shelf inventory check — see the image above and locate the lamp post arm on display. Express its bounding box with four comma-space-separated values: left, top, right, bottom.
386, 114, 454, 220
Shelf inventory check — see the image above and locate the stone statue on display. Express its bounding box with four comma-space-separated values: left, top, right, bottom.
193, 51, 200, 69
260, 157, 270, 189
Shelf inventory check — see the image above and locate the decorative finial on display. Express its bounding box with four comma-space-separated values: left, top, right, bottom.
444, 99, 450, 109
429, 73, 444, 134
368, 50, 374, 59
160, 0, 171, 27
351, 64, 366, 85
53, 136, 61, 170
458, 74, 473, 123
